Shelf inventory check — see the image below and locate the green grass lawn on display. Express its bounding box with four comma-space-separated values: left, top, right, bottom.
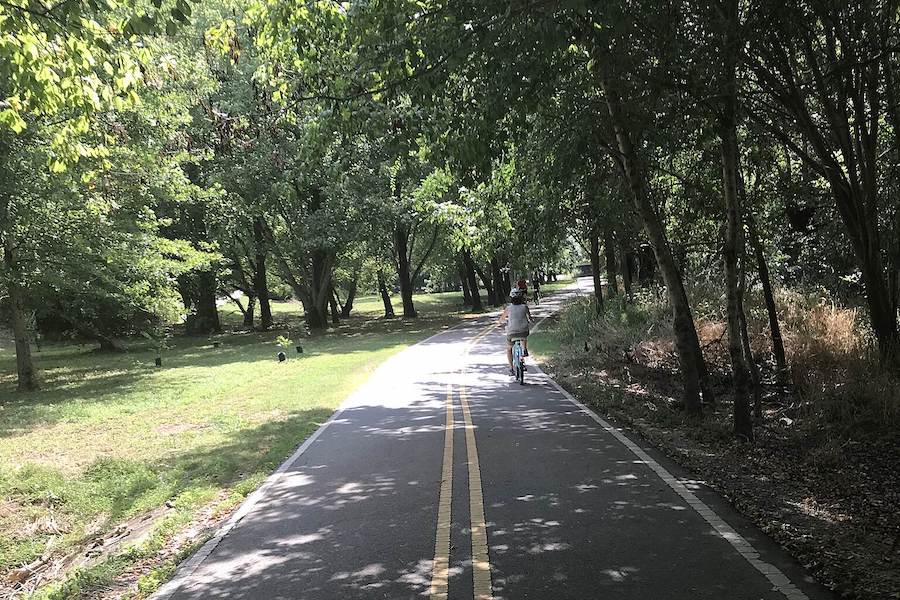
0, 302, 461, 597
0, 279, 573, 598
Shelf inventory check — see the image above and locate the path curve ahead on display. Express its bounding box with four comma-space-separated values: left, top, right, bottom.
154, 281, 834, 600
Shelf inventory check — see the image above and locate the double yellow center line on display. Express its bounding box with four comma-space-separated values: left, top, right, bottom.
430, 324, 497, 600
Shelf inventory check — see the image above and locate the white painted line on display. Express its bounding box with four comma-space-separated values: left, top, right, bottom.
151, 318, 479, 600
531, 362, 810, 600
150, 402, 346, 599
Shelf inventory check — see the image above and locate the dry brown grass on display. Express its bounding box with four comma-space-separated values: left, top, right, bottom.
557, 287, 900, 436
770, 291, 900, 433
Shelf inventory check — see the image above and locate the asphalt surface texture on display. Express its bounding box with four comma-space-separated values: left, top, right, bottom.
157, 280, 836, 600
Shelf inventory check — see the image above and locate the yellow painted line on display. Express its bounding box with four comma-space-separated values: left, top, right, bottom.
460, 381, 493, 600
429, 383, 455, 600
429, 322, 497, 600
462, 323, 497, 599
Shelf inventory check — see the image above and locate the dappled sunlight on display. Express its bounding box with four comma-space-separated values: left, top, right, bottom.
164, 325, 489, 599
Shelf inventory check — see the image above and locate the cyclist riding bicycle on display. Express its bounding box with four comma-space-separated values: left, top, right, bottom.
499, 288, 533, 376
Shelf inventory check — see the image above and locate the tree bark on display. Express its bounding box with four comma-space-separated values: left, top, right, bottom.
462, 250, 483, 312
491, 258, 505, 303
589, 229, 605, 314
474, 261, 497, 306
253, 217, 273, 330
604, 227, 619, 297
718, 0, 753, 439
243, 294, 256, 328
598, 68, 710, 414
4, 242, 38, 391
457, 255, 473, 306
340, 276, 358, 319
187, 270, 221, 334
394, 224, 417, 318
620, 240, 634, 298
306, 248, 333, 331
329, 289, 340, 325
738, 243, 763, 420
377, 269, 395, 319
746, 211, 788, 399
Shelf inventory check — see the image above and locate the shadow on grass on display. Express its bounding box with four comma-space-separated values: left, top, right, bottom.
1, 406, 336, 574
0, 314, 462, 440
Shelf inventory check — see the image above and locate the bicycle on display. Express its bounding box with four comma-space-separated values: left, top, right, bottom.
511, 338, 526, 385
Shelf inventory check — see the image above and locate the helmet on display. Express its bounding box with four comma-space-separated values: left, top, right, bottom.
510, 288, 524, 300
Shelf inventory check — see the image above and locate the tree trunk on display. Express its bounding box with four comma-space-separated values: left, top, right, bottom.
394, 224, 418, 318
738, 246, 763, 420
473, 262, 497, 306
491, 257, 505, 303
253, 217, 273, 330
377, 269, 395, 319
306, 249, 333, 331
718, 0, 753, 439
462, 250, 483, 312
457, 256, 473, 306
243, 294, 256, 328
604, 227, 619, 297
739, 299, 763, 420
4, 243, 38, 391
305, 304, 329, 330
589, 230, 605, 315
598, 68, 710, 414
329, 290, 340, 325
620, 240, 634, 298
340, 277, 358, 319
746, 211, 788, 399
187, 270, 221, 334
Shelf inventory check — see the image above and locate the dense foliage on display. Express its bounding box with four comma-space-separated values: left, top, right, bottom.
2, 0, 898, 442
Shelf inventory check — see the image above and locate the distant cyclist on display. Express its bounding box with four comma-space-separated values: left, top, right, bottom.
499, 288, 533, 376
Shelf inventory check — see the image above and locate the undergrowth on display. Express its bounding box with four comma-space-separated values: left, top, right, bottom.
549, 286, 900, 440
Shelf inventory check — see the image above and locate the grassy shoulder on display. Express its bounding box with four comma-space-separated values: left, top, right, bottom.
0, 297, 463, 598
532, 292, 900, 600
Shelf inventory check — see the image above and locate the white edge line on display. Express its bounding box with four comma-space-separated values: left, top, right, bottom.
154, 286, 580, 599
150, 318, 474, 600
531, 361, 811, 600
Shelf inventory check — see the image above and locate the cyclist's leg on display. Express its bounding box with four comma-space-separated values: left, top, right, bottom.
505, 335, 514, 372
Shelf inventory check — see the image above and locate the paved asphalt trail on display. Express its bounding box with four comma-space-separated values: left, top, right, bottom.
157, 281, 835, 600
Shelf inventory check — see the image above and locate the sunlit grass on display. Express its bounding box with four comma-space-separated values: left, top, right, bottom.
0, 309, 456, 590
0, 281, 574, 595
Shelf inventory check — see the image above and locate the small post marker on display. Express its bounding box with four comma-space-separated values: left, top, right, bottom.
277, 351, 286, 362
296, 345, 303, 354
155, 357, 162, 367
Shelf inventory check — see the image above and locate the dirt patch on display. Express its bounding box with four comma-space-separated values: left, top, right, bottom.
3, 506, 173, 598
153, 423, 210, 436
95, 491, 235, 599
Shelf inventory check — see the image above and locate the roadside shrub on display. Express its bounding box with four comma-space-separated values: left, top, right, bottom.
554, 283, 899, 438
773, 292, 900, 435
